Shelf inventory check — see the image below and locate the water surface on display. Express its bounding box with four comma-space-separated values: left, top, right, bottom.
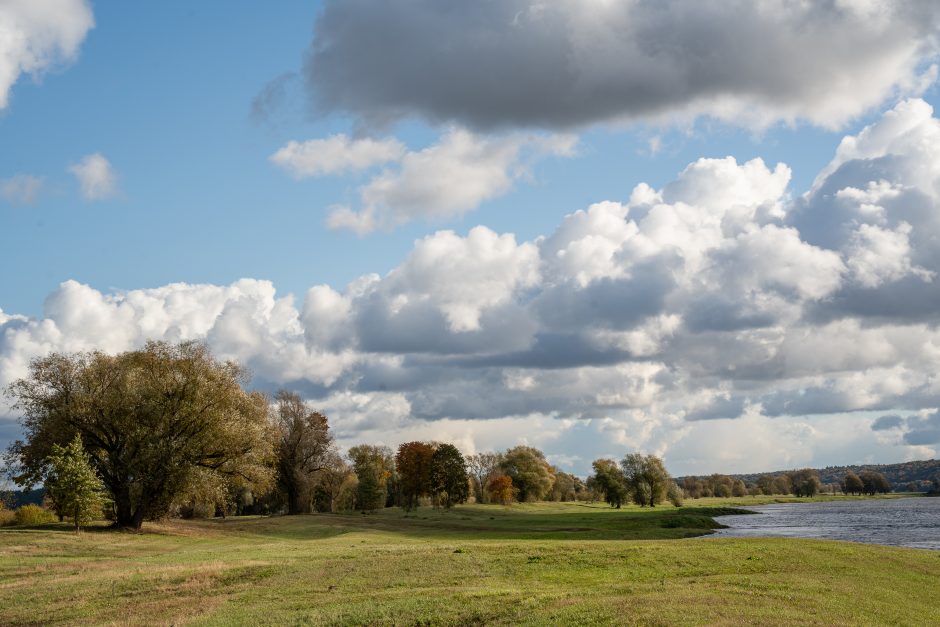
712, 497, 940, 550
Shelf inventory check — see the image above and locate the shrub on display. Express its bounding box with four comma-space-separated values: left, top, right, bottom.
14, 504, 56, 526
0, 508, 15, 527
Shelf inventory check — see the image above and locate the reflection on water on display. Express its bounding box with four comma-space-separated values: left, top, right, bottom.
712, 497, 940, 550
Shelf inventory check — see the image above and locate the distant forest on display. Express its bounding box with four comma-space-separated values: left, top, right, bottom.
681, 459, 940, 491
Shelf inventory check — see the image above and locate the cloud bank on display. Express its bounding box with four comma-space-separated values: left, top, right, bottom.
5, 100, 940, 474
303, 0, 940, 131
0, 0, 94, 109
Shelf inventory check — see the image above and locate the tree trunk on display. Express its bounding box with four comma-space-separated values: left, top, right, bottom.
113, 485, 136, 529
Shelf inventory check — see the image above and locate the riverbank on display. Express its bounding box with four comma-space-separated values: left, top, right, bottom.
2, 501, 938, 625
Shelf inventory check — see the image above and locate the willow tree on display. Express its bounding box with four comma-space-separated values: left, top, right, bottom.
621, 453, 670, 507
6, 341, 274, 529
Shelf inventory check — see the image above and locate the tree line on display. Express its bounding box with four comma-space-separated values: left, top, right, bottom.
0, 342, 899, 530
679, 468, 894, 499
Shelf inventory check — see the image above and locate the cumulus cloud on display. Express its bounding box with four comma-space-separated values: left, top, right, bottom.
68, 152, 118, 200
8, 99, 940, 474
325, 129, 577, 233
270, 134, 406, 177
0, 0, 93, 109
0, 174, 43, 205
302, 0, 940, 131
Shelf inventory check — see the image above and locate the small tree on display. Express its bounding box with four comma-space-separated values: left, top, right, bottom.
486, 475, 515, 505
591, 459, 627, 508
430, 444, 470, 508
842, 471, 864, 495
789, 469, 821, 497
466, 452, 502, 503
858, 470, 892, 495
45, 435, 104, 532
348, 445, 394, 512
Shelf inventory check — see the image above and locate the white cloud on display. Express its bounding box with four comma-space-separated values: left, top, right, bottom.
327, 129, 577, 233
0, 0, 93, 109
8, 100, 940, 474
0, 174, 43, 205
270, 134, 406, 178
68, 152, 118, 200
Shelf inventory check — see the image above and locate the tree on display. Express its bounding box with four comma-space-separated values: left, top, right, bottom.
790, 469, 821, 497
273, 390, 335, 515
549, 469, 582, 502
5, 342, 274, 529
430, 443, 470, 508
466, 452, 502, 504
621, 454, 671, 507
666, 481, 684, 507
486, 475, 514, 505
312, 453, 353, 513
591, 459, 627, 508
731, 479, 748, 497
859, 470, 892, 495
396, 441, 436, 510
44, 435, 105, 532
348, 445, 394, 512
842, 471, 864, 495
500, 446, 554, 502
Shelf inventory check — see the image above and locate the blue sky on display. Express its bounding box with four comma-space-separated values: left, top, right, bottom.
3, 1, 940, 475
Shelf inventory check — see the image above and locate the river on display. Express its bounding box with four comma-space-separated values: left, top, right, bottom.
711, 497, 940, 550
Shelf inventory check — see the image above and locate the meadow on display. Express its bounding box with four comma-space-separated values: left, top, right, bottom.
1, 498, 938, 626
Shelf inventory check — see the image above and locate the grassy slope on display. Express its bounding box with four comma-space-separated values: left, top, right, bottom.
1, 500, 938, 626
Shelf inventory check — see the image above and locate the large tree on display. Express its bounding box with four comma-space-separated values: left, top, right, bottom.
5, 341, 274, 529
396, 441, 436, 510
273, 390, 335, 514
500, 446, 554, 502
621, 453, 670, 507
430, 443, 470, 508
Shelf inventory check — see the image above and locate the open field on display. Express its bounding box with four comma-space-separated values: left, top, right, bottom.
2, 500, 939, 625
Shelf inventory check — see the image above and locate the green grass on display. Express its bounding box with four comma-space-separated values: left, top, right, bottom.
1, 500, 938, 625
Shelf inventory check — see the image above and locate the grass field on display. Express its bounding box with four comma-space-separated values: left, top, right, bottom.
2, 499, 938, 625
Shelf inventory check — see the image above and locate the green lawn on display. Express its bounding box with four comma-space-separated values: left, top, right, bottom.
1, 500, 938, 625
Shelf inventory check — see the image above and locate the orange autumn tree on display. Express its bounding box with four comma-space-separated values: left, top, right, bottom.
486, 475, 514, 505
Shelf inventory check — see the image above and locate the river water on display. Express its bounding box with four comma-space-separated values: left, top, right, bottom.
712, 497, 940, 550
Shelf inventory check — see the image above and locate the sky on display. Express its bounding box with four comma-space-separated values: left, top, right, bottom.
3, 0, 940, 477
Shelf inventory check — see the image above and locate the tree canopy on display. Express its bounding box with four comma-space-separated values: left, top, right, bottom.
6, 341, 274, 529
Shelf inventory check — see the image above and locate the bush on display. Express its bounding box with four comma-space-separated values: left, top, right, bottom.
0, 508, 15, 527
14, 504, 56, 526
